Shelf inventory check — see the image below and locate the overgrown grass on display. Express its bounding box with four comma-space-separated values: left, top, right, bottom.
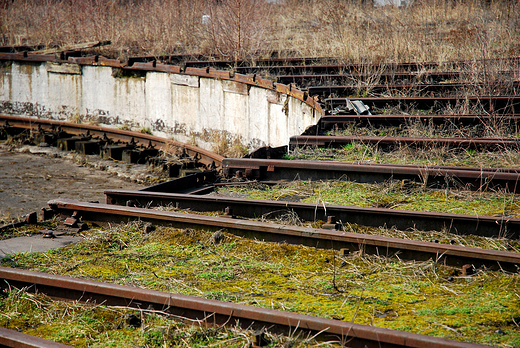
329, 117, 520, 139
289, 142, 520, 169
0, 287, 323, 347
1, 222, 519, 346
218, 180, 520, 218
215, 180, 520, 253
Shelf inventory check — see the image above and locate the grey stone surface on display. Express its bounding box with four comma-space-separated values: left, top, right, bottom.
0, 235, 83, 258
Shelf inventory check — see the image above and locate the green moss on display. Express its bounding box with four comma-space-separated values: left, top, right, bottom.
219, 180, 520, 219
1, 223, 519, 346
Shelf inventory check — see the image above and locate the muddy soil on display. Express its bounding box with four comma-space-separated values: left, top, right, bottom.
0, 144, 152, 221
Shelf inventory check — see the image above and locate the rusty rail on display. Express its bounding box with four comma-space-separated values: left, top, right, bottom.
47, 198, 520, 271
289, 135, 520, 151
315, 114, 520, 131
178, 56, 520, 73
222, 158, 520, 193
277, 72, 463, 86
0, 327, 73, 348
0, 114, 224, 168
141, 170, 218, 194
103, 190, 519, 239
0, 267, 491, 348
325, 96, 520, 113
235, 63, 519, 76
306, 82, 520, 98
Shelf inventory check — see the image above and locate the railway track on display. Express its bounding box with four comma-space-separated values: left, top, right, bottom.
325, 96, 520, 113
0, 115, 223, 175
274, 71, 518, 88
0, 327, 73, 348
46, 198, 520, 271
289, 135, 520, 151
179, 55, 520, 72
315, 114, 520, 131
222, 158, 520, 193
276, 72, 465, 86
234, 63, 519, 80
306, 82, 520, 98
103, 189, 519, 239
0, 267, 491, 348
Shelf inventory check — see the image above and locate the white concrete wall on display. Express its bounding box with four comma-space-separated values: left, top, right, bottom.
0, 61, 319, 152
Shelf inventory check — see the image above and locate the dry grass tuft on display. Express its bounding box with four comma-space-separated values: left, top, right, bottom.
210, 130, 248, 158
1, 1, 519, 64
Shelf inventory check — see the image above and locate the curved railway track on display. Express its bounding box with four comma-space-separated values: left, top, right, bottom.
0, 114, 224, 171
315, 114, 520, 131
234, 64, 519, 79
307, 82, 520, 98
325, 96, 520, 113
275, 71, 519, 87
46, 198, 520, 272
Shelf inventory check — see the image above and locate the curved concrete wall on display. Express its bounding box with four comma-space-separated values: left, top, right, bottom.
0, 55, 322, 152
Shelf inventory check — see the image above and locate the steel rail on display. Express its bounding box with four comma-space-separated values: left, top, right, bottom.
0, 114, 224, 168
235, 64, 386, 75
127, 53, 334, 67
103, 190, 519, 239
47, 198, 520, 271
238, 65, 519, 80
277, 72, 461, 84
0, 267, 492, 348
277, 71, 518, 86
316, 114, 520, 130
181, 56, 520, 73
325, 96, 520, 113
141, 170, 218, 194
289, 135, 520, 150
0, 327, 73, 348
128, 52, 332, 67
183, 56, 338, 69
222, 158, 520, 193
306, 82, 520, 97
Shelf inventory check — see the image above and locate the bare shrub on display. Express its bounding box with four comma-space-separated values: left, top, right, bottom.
204, 0, 272, 62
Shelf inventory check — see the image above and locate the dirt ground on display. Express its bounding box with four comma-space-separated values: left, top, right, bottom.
0, 145, 148, 222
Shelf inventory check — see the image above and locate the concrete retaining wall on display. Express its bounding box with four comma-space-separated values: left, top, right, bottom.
0, 58, 322, 153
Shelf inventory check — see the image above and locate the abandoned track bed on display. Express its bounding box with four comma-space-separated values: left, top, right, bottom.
46, 198, 520, 272
289, 135, 520, 151
2, 52, 520, 347
315, 114, 520, 130
222, 158, 520, 193
0, 267, 492, 348
325, 96, 520, 114
102, 189, 520, 240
